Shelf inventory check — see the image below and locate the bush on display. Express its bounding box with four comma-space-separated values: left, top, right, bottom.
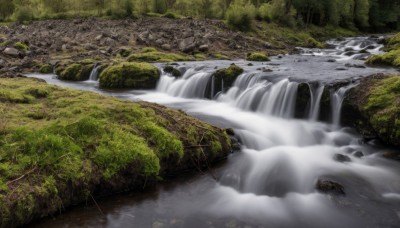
99, 62, 160, 89
14, 6, 34, 23
256, 3, 272, 22
246, 52, 270, 61
226, 0, 256, 31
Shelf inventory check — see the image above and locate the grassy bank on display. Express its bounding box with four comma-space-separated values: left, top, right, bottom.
366, 33, 400, 67
0, 77, 231, 227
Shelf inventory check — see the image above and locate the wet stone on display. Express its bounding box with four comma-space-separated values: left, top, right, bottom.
316, 179, 345, 195
334, 154, 352, 162
353, 151, 364, 158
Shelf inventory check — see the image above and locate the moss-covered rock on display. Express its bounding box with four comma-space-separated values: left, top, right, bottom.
366, 33, 400, 68
99, 62, 160, 89
343, 74, 400, 146
56, 63, 94, 81
206, 65, 244, 98
246, 52, 270, 61
39, 64, 53, 74
0, 77, 231, 227
163, 65, 181, 77
366, 50, 400, 67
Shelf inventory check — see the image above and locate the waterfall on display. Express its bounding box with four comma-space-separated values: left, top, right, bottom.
308, 83, 325, 121
156, 69, 212, 98
331, 83, 358, 127
89, 64, 100, 81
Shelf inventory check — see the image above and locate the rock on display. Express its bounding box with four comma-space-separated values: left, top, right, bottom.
316, 179, 345, 195
327, 59, 336, 62
161, 43, 171, 50
335, 67, 347, 71
179, 37, 196, 53
225, 128, 235, 136
0, 59, 6, 68
383, 152, 400, 161
3, 47, 19, 57
353, 151, 364, 158
95, 35, 103, 41
334, 154, 351, 162
198, 44, 209, 52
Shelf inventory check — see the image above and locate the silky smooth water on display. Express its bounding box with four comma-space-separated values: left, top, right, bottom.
29, 37, 400, 228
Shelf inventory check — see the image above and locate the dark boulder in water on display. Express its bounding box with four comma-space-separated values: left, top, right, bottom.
316, 179, 345, 195
334, 154, 352, 163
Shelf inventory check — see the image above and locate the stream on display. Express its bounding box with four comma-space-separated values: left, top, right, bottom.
29, 37, 400, 228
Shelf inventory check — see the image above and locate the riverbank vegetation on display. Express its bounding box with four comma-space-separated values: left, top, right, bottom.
0, 0, 398, 32
0, 77, 231, 227
366, 33, 400, 67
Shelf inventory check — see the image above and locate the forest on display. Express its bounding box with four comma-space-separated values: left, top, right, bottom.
0, 0, 399, 31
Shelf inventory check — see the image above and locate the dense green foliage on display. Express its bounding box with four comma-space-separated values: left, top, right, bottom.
0, 77, 230, 227
363, 76, 400, 146
0, 0, 398, 31
99, 62, 160, 88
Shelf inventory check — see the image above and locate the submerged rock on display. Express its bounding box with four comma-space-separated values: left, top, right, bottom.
316, 179, 345, 195
334, 154, 352, 163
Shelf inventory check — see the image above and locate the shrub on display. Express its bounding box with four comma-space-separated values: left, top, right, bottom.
226, 0, 256, 31
14, 6, 34, 23
256, 3, 272, 22
99, 62, 160, 89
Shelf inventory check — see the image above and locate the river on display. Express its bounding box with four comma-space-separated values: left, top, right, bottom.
29, 36, 400, 228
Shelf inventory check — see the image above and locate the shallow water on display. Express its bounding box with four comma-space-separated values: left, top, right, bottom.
29, 37, 400, 228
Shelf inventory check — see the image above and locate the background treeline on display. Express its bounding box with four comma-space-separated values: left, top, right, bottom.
0, 0, 399, 31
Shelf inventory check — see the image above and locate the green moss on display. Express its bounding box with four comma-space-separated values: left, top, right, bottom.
142, 47, 158, 53
386, 33, 400, 51
163, 12, 180, 19
212, 65, 244, 88
246, 52, 270, 61
13, 42, 29, 51
80, 58, 96, 64
58, 63, 94, 81
194, 53, 207, 61
364, 76, 400, 146
99, 62, 160, 89
127, 51, 191, 62
212, 53, 230, 60
0, 78, 231, 227
366, 50, 400, 67
39, 64, 53, 74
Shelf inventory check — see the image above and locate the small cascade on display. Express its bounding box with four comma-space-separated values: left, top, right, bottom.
331, 83, 358, 127
308, 83, 325, 121
89, 64, 100, 81
156, 69, 212, 98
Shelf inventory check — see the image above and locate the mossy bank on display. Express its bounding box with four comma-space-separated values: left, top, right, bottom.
366, 33, 400, 67
0, 77, 232, 227
343, 74, 400, 147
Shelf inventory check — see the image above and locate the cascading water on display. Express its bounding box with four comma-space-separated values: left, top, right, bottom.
28, 36, 400, 228
331, 83, 358, 127
308, 83, 325, 121
89, 64, 100, 81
